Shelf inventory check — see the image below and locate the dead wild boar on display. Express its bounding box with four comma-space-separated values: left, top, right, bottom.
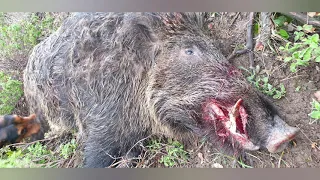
23, 12, 299, 168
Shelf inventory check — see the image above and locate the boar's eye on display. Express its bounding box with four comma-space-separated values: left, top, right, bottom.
185, 49, 194, 55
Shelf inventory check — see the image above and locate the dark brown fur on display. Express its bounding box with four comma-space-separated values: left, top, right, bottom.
24, 12, 295, 167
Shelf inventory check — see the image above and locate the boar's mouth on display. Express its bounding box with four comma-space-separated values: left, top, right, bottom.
203, 99, 260, 151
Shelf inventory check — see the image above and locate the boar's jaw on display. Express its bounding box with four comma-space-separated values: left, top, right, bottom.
203, 99, 260, 151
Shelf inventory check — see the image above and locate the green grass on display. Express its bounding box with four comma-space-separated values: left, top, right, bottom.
59, 139, 78, 159
0, 13, 63, 115
0, 12, 57, 58
0, 139, 79, 168
271, 14, 320, 72
240, 67, 286, 100
279, 25, 320, 73
146, 138, 189, 167
0, 71, 23, 114
309, 99, 320, 123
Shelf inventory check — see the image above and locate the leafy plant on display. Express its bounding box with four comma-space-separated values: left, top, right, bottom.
253, 23, 260, 36
278, 29, 290, 39
27, 142, 51, 157
0, 71, 23, 114
159, 139, 188, 167
241, 68, 286, 99
309, 99, 320, 123
0, 139, 78, 168
0, 149, 35, 168
273, 15, 292, 39
147, 138, 189, 167
295, 85, 301, 92
0, 13, 57, 57
273, 15, 291, 27
59, 139, 77, 159
279, 24, 320, 73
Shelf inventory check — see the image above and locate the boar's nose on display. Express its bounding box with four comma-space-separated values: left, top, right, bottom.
265, 115, 299, 153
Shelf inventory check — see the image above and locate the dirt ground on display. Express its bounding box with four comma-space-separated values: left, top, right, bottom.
3, 12, 320, 168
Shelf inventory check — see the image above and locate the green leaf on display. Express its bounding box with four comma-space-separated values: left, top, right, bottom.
310, 34, 319, 43
315, 47, 320, 54
290, 63, 297, 72
292, 51, 300, 59
315, 56, 320, 62
312, 99, 320, 109
296, 26, 303, 31
296, 60, 309, 66
286, 42, 291, 48
278, 29, 289, 39
262, 77, 269, 83
303, 47, 312, 61
284, 57, 293, 62
274, 16, 287, 27
253, 23, 260, 36
288, 44, 302, 53
303, 24, 314, 32
294, 31, 305, 42
310, 42, 318, 49
309, 111, 320, 119
294, 32, 300, 42
299, 48, 308, 58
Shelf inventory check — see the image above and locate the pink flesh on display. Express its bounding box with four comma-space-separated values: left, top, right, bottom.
204, 99, 259, 151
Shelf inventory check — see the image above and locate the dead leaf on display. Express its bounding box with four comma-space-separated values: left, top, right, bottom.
292, 140, 297, 147
314, 91, 320, 102
305, 27, 316, 33
276, 56, 283, 61
307, 12, 320, 17
311, 142, 318, 149
255, 41, 264, 51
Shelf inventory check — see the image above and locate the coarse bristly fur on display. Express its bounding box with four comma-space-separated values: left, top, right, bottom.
24, 12, 292, 168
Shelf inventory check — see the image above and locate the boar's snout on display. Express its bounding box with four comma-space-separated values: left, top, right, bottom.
265, 115, 299, 153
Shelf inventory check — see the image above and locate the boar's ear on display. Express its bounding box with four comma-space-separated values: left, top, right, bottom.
120, 15, 158, 48
157, 12, 211, 34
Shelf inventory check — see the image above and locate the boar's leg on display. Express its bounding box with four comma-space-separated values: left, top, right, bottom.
83, 138, 120, 168
83, 128, 143, 168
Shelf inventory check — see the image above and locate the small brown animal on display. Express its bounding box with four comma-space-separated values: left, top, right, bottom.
0, 114, 41, 148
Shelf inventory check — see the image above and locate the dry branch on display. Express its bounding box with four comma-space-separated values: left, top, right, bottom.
255, 12, 272, 51
228, 12, 256, 69
281, 12, 320, 28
